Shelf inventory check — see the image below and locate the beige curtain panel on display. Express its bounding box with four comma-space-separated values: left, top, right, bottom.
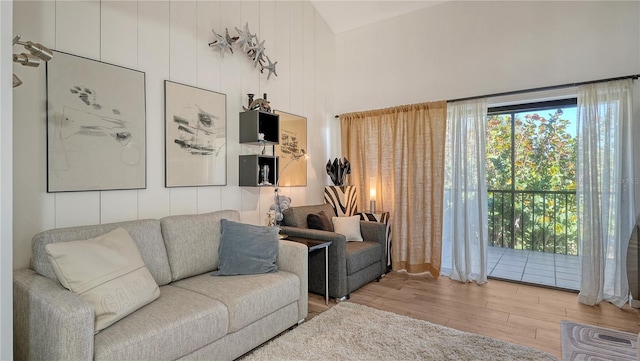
340, 101, 447, 277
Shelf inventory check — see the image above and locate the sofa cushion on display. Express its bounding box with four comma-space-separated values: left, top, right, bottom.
307, 211, 334, 231
282, 203, 336, 228
45, 227, 161, 332
215, 219, 279, 276
160, 210, 240, 281
346, 241, 383, 275
173, 272, 300, 333
32, 219, 172, 286
94, 285, 228, 361
333, 215, 364, 242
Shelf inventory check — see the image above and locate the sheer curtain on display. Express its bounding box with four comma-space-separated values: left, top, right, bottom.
442, 99, 489, 284
341, 101, 447, 277
577, 79, 635, 307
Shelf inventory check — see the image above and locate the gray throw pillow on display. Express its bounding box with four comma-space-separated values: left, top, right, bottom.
213, 219, 279, 276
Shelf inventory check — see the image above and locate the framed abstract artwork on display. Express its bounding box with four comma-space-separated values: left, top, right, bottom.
46, 51, 146, 192
274, 110, 307, 187
164, 81, 227, 187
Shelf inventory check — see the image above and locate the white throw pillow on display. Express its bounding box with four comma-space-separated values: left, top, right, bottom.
45, 227, 160, 333
332, 215, 363, 242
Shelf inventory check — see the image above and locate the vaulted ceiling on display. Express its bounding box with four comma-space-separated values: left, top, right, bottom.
310, 0, 445, 34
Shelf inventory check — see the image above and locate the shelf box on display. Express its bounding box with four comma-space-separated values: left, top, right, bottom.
239, 110, 280, 145
239, 155, 278, 187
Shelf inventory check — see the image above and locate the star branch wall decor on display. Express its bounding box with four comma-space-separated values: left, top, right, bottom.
209, 23, 278, 80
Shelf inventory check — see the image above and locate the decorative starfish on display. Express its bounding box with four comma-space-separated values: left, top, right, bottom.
224, 28, 238, 50
234, 23, 255, 51
207, 23, 278, 80
209, 29, 232, 57
262, 56, 278, 80
248, 39, 266, 66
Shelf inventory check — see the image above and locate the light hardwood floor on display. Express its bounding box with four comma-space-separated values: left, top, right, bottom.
307, 271, 640, 358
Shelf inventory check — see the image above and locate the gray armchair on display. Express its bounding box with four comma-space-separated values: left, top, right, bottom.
281, 204, 387, 300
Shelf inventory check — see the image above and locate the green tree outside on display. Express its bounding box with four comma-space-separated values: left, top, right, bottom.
486, 109, 578, 255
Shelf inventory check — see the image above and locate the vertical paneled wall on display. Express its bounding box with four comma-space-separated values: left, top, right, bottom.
12, 0, 336, 269
1, 1, 14, 357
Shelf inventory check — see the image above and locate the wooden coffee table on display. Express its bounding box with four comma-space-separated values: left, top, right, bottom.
285, 236, 332, 305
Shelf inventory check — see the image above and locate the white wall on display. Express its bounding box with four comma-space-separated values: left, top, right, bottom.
12, 0, 336, 270
1, 0, 13, 358
334, 1, 640, 114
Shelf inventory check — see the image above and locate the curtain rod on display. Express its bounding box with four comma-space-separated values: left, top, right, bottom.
447, 74, 640, 103
333, 74, 640, 118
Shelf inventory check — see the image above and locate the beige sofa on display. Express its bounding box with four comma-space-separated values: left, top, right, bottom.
13, 210, 308, 361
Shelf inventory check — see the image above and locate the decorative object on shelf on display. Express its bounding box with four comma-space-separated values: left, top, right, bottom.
239, 155, 277, 187
208, 23, 277, 80
326, 157, 351, 186
324, 185, 358, 217
46, 51, 146, 192
164, 81, 226, 187
242, 93, 272, 112
12, 35, 53, 88
275, 110, 307, 187
260, 164, 271, 185
369, 176, 377, 213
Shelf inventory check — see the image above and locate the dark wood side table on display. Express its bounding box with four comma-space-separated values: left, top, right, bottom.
285, 236, 332, 305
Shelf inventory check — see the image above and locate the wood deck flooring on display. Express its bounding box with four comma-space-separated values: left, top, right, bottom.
307, 271, 640, 358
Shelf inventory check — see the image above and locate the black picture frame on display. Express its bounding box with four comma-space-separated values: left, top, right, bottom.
164, 80, 227, 187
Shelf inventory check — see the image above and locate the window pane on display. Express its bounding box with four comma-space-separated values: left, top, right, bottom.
486, 114, 512, 190
513, 108, 577, 191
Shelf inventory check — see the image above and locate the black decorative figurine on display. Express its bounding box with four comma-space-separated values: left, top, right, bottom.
326, 157, 351, 186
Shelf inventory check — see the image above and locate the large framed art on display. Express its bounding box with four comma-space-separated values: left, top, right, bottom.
164, 81, 227, 187
46, 51, 146, 192
274, 110, 307, 186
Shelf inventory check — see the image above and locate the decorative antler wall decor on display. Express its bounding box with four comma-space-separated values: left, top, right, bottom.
208, 23, 278, 80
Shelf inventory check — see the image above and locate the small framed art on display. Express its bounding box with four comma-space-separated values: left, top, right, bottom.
274, 110, 307, 186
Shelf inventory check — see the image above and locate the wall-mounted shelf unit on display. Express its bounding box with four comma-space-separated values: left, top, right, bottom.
239, 110, 280, 187
239, 110, 280, 145
239, 155, 278, 187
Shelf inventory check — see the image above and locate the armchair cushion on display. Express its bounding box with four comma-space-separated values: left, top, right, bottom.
332, 216, 363, 242
283, 203, 336, 228
346, 241, 383, 274
307, 211, 334, 231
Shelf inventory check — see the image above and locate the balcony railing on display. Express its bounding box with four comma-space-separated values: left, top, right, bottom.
488, 189, 578, 256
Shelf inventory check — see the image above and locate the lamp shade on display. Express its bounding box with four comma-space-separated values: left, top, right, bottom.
369, 177, 377, 201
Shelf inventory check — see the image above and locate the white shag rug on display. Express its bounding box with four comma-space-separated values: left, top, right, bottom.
243, 302, 557, 361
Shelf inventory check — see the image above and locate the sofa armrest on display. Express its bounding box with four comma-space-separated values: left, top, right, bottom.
14, 269, 94, 361
360, 221, 388, 274
280, 226, 349, 298
277, 240, 309, 322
